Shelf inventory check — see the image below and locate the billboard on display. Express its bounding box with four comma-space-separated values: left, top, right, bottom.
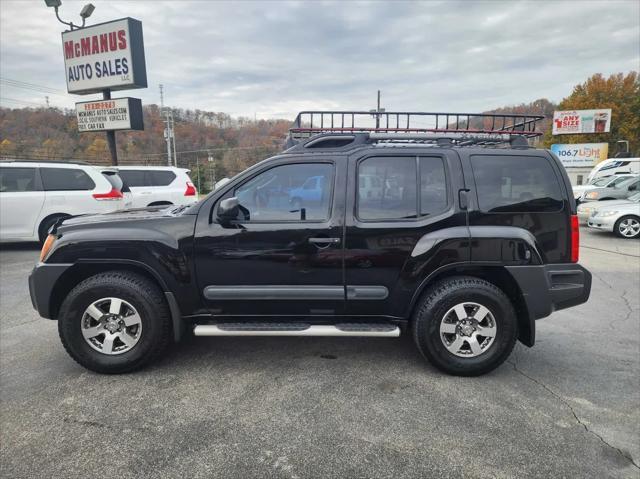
551, 143, 609, 167
62, 18, 147, 94
76, 97, 143, 132
552, 109, 611, 135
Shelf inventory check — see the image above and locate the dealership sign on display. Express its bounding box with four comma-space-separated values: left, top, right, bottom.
552, 109, 611, 135
62, 18, 147, 95
76, 97, 143, 132
551, 143, 609, 167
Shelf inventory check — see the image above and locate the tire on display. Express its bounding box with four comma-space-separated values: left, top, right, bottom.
38, 215, 68, 243
58, 271, 172, 374
412, 276, 518, 376
614, 215, 640, 239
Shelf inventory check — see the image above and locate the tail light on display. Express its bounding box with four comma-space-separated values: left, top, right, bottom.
185, 182, 197, 196
570, 214, 579, 263
93, 188, 123, 201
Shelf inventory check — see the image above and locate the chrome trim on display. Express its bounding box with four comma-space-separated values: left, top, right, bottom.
193, 324, 400, 337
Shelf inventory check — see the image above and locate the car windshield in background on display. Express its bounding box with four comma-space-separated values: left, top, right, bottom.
591, 177, 611, 186
614, 177, 639, 189
628, 192, 640, 202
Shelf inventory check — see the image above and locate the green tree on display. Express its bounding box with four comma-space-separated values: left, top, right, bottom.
543, 72, 640, 156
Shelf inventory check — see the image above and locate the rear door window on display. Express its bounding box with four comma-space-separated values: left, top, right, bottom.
118, 170, 147, 187
357, 157, 418, 220
0, 167, 37, 192
147, 170, 176, 186
41, 168, 95, 191
471, 155, 563, 212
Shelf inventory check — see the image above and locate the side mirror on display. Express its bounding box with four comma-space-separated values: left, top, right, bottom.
217, 197, 240, 223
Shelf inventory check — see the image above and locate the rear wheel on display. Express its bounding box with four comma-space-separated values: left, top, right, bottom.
614, 215, 640, 239
412, 276, 518, 376
58, 271, 172, 374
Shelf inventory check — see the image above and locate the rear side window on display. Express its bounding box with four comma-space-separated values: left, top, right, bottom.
118, 170, 146, 187
471, 155, 563, 212
0, 167, 37, 192
41, 168, 95, 191
147, 170, 176, 186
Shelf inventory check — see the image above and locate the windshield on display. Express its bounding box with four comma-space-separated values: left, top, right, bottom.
628, 192, 640, 202
614, 177, 638, 189
590, 177, 611, 186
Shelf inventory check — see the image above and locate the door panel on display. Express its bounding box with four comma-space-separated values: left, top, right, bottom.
0, 167, 44, 240
194, 158, 346, 317
344, 151, 468, 318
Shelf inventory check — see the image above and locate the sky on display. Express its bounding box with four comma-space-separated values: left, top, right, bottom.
0, 0, 638, 120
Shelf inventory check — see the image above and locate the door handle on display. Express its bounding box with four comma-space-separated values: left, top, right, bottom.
308, 237, 341, 245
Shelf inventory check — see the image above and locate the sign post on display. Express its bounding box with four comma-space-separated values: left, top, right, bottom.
61, 17, 147, 165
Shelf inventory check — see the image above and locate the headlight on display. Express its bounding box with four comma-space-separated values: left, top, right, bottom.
598, 210, 618, 217
585, 191, 599, 200
39, 234, 57, 262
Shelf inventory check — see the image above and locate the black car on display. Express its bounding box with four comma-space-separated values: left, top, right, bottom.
29, 111, 591, 376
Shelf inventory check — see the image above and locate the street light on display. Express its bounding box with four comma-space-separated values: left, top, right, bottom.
44, 0, 95, 30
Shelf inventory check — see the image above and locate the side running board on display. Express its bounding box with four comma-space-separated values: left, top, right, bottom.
193, 323, 400, 337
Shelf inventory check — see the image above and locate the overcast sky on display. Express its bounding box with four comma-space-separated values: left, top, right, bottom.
1, 0, 638, 119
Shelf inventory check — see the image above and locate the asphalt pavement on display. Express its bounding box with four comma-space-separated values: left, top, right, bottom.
1, 227, 639, 479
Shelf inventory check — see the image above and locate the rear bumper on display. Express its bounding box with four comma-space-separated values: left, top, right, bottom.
28, 263, 72, 319
506, 263, 592, 321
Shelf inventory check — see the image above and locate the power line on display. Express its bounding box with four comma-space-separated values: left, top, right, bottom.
0, 97, 47, 107
0, 77, 65, 95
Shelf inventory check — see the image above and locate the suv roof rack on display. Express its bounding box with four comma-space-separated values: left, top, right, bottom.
286, 110, 544, 149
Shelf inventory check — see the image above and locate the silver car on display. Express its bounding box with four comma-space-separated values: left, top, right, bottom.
587, 193, 640, 239
581, 175, 639, 202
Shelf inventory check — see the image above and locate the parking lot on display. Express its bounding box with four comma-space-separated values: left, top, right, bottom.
0, 228, 638, 479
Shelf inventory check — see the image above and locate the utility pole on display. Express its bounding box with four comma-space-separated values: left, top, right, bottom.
160, 84, 172, 166
170, 112, 177, 167
45, 96, 50, 108
370, 90, 384, 129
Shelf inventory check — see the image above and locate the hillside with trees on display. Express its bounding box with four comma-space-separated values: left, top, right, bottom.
1, 71, 637, 192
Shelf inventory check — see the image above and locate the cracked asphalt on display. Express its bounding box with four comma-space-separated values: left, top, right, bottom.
1, 227, 638, 478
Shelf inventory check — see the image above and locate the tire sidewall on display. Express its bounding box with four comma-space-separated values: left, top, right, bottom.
415, 282, 517, 375
59, 280, 163, 371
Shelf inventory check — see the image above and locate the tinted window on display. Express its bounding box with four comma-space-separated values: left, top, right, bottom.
235, 163, 333, 221
420, 157, 447, 215
118, 170, 147, 187
471, 155, 563, 212
358, 157, 417, 220
148, 170, 176, 186
41, 168, 95, 191
0, 167, 37, 192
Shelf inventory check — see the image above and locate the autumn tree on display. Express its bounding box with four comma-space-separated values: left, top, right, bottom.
543, 72, 640, 155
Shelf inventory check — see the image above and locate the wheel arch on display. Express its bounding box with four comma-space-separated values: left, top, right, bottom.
49, 260, 170, 321
38, 213, 71, 241
408, 264, 534, 347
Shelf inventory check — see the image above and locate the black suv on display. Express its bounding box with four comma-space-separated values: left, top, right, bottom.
29, 111, 591, 376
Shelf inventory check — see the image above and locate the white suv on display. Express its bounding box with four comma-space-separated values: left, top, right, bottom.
0, 161, 125, 243
114, 166, 197, 208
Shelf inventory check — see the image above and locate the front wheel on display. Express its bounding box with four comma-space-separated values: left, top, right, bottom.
614, 215, 640, 239
412, 276, 518, 376
58, 271, 172, 374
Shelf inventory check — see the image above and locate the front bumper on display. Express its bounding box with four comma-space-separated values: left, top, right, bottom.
587, 216, 616, 232
28, 263, 72, 319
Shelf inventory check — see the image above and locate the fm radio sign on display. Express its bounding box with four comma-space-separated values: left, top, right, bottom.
62, 18, 147, 94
